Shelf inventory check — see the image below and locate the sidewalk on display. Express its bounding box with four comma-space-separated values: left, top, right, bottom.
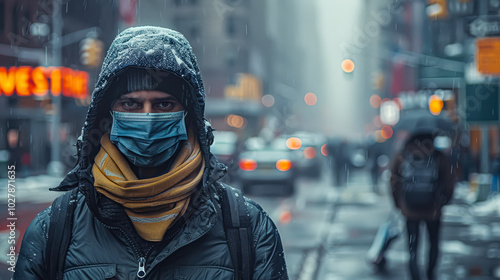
316, 175, 500, 280
316, 178, 409, 280
0, 174, 63, 203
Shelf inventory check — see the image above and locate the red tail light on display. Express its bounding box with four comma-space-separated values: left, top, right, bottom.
239, 159, 257, 171
286, 137, 302, 150
279, 210, 292, 224
321, 144, 328, 156
304, 147, 317, 159
276, 159, 292, 171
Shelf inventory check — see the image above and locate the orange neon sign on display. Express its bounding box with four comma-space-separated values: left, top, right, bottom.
0, 66, 88, 99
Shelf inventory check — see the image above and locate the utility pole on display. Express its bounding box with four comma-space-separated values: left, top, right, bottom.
48, 0, 63, 176
479, 0, 489, 174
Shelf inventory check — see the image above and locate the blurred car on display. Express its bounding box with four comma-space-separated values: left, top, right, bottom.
235, 137, 296, 195
276, 132, 328, 179
211, 131, 239, 181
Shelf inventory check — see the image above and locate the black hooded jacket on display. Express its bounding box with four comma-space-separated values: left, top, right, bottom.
14, 26, 288, 279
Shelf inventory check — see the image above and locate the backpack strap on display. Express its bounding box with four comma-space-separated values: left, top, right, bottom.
218, 184, 254, 280
46, 187, 79, 280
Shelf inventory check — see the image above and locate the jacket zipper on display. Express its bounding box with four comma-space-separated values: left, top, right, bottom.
101, 223, 152, 279
86, 175, 154, 279
95, 189, 211, 278
137, 257, 146, 278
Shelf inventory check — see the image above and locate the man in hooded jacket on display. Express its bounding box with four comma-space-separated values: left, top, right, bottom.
14, 26, 288, 279
390, 134, 455, 280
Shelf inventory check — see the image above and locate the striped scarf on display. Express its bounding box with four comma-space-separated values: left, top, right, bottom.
92, 131, 204, 242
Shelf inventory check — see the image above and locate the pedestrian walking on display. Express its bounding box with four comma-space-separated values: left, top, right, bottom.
390, 134, 456, 280
14, 26, 288, 279
327, 137, 349, 186
367, 139, 387, 193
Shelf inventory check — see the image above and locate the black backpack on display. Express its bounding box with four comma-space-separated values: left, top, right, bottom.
401, 151, 441, 210
45, 184, 253, 280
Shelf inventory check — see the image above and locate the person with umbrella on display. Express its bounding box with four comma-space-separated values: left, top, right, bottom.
389, 110, 457, 280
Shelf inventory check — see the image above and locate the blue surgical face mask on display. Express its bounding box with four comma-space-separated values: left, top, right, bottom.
110, 111, 188, 167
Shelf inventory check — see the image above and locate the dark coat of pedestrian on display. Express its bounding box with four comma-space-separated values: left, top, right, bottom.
327, 137, 349, 186
14, 26, 288, 279
390, 134, 456, 280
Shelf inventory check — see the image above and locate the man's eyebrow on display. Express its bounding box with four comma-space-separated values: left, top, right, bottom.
153, 97, 179, 102
117, 96, 142, 102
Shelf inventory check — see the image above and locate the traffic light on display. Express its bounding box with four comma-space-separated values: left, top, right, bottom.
80, 38, 104, 68
427, 0, 448, 20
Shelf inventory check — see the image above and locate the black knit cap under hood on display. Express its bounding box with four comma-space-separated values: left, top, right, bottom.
111, 67, 190, 107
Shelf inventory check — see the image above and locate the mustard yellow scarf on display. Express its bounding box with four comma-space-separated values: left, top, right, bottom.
92, 131, 204, 242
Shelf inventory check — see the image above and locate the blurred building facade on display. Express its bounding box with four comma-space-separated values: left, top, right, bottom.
137, 0, 286, 140
1, 0, 329, 176
140, 0, 329, 138
137, 0, 266, 138
0, 0, 119, 177
377, 0, 500, 176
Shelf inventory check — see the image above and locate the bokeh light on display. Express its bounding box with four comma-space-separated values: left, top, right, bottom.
370, 94, 382, 108
380, 100, 400, 125
226, 114, 247, 129
429, 94, 444, 115
280, 210, 292, 224
276, 159, 292, 171
341, 59, 355, 73
303, 147, 317, 159
286, 137, 302, 150
239, 158, 257, 171
321, 144, 328, 156
304, 92, 317, 106
262, 94, 275, 107
380, 126, 393, 139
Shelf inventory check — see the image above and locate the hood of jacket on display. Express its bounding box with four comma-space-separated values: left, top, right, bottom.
53, 26, 226, 194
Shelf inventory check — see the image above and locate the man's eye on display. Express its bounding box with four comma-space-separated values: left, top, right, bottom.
123, 101, 138, 108
157, 102, 173, 108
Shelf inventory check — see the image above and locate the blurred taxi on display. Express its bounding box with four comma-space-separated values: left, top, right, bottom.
280, 131, 328, 179
235, 137, 296, 195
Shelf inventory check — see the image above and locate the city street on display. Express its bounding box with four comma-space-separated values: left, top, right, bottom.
2, 0, 500, 279
246, 168, 500, 280
1, 168, 500, 279
2, 169, 404, 280
244, 167, 410, 280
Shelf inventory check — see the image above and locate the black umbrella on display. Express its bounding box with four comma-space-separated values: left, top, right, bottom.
394, 109, 458, 138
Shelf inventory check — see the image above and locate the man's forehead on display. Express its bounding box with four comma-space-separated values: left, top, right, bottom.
117, 90, 175, 100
